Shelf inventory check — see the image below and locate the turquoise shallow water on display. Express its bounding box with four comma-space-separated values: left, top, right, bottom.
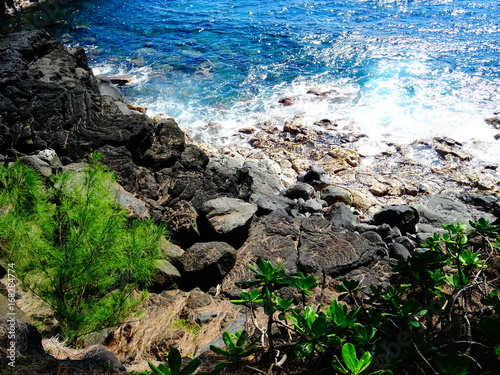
16, 0, 500, 157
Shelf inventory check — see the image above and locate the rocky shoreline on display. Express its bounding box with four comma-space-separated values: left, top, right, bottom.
1, 30, 499, 373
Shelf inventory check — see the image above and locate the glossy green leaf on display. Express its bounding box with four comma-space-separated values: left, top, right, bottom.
341, 343, 359, 372
179, 357, 200, 375
167, 348, 182, 375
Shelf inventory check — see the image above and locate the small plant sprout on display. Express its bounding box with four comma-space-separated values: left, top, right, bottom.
332, 343, 393, 375
148, 348, 201, 375
210, 330, 260, 363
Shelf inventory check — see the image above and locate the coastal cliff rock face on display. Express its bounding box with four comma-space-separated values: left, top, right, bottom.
1, 30, 500, 372
0, 31, 155, 163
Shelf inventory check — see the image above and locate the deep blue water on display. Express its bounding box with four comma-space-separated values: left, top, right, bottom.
34, 0, 500, 158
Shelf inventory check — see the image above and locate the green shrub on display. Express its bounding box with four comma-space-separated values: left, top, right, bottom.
215, 218, 500, 374
0, 154, 166, 345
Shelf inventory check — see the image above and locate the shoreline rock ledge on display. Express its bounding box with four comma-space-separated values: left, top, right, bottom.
1, 30, 500, 373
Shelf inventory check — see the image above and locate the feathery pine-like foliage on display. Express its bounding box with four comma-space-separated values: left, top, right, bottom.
0, 154, 165, 345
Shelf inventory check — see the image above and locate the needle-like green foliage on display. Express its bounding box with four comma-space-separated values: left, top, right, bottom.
0, 154, 166, 345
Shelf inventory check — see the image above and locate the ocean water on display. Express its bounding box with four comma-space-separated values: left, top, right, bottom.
25, 0, 500, 161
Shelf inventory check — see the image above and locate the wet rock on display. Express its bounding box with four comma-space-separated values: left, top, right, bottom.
107, 74, 134, 85
434, 143, 471, 161
485, 116, 500, 130
278, 97, 294, 106
328, 146, 361, 167
369, 184, 391, 197
96, 74, 124, 101
373, 205, 420, 234
460, 192, 498, 212
284, 115, 309, 134
238, 127, 256, 134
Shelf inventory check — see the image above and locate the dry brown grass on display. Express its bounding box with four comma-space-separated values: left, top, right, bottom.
105, 289, 256, 365
42, 336, 81, 360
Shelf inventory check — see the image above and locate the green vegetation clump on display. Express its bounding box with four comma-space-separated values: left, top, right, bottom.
0, 154, 166, 345
149, 219, 500, 375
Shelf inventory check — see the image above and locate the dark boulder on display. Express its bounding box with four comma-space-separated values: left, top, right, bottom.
360, 231, 383, 244
298, 216, 381, 277
389, 243, 411, 260
299, 165, 330, 187
256, 194, 295, 216
416, 195, 472, 228
393, 236, 417, 252
284, 182, 315, 200
0, 31, 101, 158
327, 202, 358, 231
373, 205, 420, 234
460, 192, 498, 212
179, 241, 237, 291
376, 223, 401, 240
142, 117, 186, 170
221, 213, 301, 294
222, 213, 383, 295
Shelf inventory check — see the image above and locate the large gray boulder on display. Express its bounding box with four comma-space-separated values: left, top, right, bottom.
222, 212, 383, 294
416, 195, 472, 228
201, 197, 257, 235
